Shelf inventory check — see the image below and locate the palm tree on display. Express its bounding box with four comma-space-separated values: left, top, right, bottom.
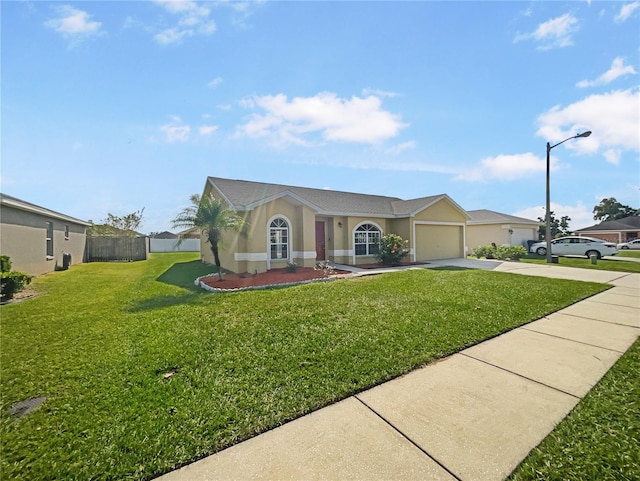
172, 194, 244, 280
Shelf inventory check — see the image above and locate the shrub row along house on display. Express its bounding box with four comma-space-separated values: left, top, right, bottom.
198, 177, 539, 274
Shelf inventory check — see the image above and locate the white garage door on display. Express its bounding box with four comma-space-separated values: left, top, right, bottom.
415, 225, 464, 261
511, 228, 535, 247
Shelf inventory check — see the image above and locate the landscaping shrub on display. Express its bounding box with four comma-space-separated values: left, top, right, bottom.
495, 245, 528, 261
0, 255, 11, 273
473, 245, 527, 261
376, 233, 410, 265
1, 271, 32, 302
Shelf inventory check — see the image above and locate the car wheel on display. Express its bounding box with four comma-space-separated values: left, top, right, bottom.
585, 250, 601, 259
536, 247, 547, 256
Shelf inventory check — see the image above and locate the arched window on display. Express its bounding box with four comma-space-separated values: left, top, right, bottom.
269, 218, 289, 260
354, 223, 381, 256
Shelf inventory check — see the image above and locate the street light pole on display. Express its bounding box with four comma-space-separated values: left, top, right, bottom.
545, 131, 592, 263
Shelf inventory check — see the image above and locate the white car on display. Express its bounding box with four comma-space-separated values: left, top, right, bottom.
617, 239, 640, 250
529, 236, 618, 259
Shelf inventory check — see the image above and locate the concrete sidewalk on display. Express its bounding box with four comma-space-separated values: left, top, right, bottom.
158, 262, 639, 481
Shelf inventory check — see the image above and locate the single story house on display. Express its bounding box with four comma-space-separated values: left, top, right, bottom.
0, 193, 90, 275
201, 177, 470, 274
466, 209, 539, 250
574, 216, 640, 244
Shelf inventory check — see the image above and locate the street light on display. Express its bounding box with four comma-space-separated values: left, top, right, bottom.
545, 130, 592, 263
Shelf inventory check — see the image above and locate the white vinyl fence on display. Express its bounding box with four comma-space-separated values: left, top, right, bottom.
149, 238, 200, 253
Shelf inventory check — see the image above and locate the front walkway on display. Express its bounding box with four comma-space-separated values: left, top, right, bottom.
158, 260, 639, 481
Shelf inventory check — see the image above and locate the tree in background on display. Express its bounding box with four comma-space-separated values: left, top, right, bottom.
592, 198, 638, 222
537, 211, 571, 239
172, 194, 244, 281
88, 208, 145, 237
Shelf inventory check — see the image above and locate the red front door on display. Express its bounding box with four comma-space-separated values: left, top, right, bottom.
315, 221, 325, 260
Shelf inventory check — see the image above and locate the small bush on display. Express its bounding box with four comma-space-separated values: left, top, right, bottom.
1, 271, 33, 301
286, 262, 298, 273
1, 255, 12, 273
473, 245, 527, 261
496, 245, 528, 261
473, 245, 495, 259
377, 233, 410, 266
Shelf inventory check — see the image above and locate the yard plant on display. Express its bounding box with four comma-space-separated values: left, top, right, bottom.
1, 253, 609, 480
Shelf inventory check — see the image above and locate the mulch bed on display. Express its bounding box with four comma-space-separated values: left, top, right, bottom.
198, 267, 351, 291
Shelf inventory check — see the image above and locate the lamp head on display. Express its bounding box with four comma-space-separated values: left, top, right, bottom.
577, 131, 592, 138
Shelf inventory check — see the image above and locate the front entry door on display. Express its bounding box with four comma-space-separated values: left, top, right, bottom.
315, 221, 326, 260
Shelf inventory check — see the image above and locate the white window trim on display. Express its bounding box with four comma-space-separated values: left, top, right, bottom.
352, 221, 383, 264
46, 221, 54, 259
266, 214, 293, 270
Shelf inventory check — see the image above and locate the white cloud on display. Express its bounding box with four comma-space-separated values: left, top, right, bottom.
199, 125, 218, 136
153, 0, 216, 44
208, 77, 223, 88
536, 88, 640, 156
513, 200, 593, 230
455, 152, 554, 182
44, 5, 104, 45
385, 141, 416, 155
615, 1, 640, 22
236, 91, 407, 146
362, 88, 398, 98
577, 57, 637, 87
514, 13, 579, 50
160, 116, 190, 142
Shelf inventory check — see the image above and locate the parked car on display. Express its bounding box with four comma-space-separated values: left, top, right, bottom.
529, 236, 618, 259
617, 239, 640, 250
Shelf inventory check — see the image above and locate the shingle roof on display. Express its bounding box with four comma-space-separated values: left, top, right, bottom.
467, 209, 538, 225
575, 216, 640, 232
206, 177, 467, 218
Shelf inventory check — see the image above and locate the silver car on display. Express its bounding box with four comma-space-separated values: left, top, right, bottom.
529, 236, 618, 259
617, 239, 640, 250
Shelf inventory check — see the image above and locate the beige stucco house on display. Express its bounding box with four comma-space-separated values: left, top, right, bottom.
0, 193, 89, 275
466, 209, 539, 250
200, 177, 470, 273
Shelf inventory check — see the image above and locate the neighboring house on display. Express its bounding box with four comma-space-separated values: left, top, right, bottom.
0, 193, 89, 275
151, 231, 178, 239
574, 216, 640, 244
201, 177, 470, 273
466, 209, 539, 250
176, 227, 201, 239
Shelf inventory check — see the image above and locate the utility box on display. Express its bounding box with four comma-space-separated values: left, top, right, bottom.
62, 252, 71, 270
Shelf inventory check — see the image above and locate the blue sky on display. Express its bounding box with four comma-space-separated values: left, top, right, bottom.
2, 0, 639, 234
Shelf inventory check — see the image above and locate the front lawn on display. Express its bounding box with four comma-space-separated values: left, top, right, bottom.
1, 253, 608, 480
618, 249, 640, 259
522, 254, 640, 273
509, 338, 640, 480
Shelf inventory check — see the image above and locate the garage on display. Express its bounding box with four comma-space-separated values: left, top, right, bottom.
510, 228, 537, 248
415, 224, 464, 261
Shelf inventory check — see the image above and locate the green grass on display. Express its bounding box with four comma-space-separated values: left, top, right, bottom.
522, 254, 640, 273
1, 253, 609, 480
509, 338, 640, 481
618, 249, 640, 259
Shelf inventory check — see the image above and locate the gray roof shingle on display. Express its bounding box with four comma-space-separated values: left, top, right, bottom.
575, 216, 640, 232
467, 209, 538, 225
207, 177, 464, 218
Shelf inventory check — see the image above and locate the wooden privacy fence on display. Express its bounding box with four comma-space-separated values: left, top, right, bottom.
84, 236, 148, 262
